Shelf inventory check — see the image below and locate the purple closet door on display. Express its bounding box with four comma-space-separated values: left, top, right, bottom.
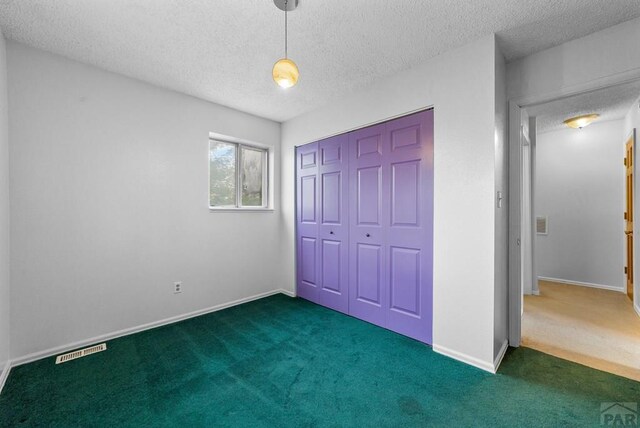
297, 109, 434, 344
296, 142, 321, 304
384, 110, 433, 343
348, 123, 388, 326
318, 135, 349, 314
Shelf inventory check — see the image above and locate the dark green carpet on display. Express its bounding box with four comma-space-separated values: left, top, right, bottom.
0, 294, 638, 427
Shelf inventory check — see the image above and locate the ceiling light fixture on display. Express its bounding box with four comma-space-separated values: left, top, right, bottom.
563, 114, 600, 129
272, 0, 299, 89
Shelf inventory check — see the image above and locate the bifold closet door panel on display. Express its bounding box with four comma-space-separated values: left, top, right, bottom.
296, 142, 320, 304
318, 135, 350, 314
385, 110, 434, 343
348, 123, 388, 326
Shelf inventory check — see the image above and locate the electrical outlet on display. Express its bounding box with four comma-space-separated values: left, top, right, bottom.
174, 281, 182, 294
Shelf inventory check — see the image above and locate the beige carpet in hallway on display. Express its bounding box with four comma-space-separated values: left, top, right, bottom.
522, 280, 640, 382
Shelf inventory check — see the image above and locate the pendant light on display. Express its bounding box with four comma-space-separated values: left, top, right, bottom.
272, 0, 299, 89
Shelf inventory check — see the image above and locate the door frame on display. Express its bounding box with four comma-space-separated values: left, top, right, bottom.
508, 73, 640, 346
521, 126, 538, 297
626, 129, 637, 301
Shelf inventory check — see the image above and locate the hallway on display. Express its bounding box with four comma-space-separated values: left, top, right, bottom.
522, 280, 640, 382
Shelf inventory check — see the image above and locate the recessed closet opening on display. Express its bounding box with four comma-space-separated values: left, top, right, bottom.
295, 109, 434, 343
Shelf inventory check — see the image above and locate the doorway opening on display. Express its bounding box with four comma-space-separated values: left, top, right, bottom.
510, 80, 640, 381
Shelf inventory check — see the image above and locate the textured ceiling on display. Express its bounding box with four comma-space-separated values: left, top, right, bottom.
0, 1, 639, 122
527, 81, 640, 134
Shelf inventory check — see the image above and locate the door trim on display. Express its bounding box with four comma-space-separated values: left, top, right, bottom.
626, 128, 637, 301
508, 101, 522, 346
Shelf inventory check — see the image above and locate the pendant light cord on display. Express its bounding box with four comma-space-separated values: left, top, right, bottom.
284, 0, 288, 58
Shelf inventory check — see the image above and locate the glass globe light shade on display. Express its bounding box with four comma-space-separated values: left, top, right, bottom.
272, 58, 299, 88
563, 114, 599, 129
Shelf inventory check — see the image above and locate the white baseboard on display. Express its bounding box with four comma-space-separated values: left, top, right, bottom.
12, 289, 293, 367
279, 288, 296, 297
537, 276, 625, 293
433, 344, 495, 373
493, 340, 509, 373
635, 301, 640, 318
0, 360, 11, 395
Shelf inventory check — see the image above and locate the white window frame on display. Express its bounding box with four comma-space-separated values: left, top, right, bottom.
208, 138, 270, 211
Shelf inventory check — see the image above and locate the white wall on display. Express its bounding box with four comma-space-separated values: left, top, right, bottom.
624, 95, 640, 311
0, 29, 10, 372
535, 120, 625, 290
7, 42, 282, 360
281, 35, 503, 370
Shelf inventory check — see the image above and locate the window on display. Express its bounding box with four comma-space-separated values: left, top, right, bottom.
209, 140, 268, 209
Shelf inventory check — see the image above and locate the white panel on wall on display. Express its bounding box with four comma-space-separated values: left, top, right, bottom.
535, 120, 625, 291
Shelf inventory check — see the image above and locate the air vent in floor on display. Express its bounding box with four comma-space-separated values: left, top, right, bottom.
55, 343, 107, 364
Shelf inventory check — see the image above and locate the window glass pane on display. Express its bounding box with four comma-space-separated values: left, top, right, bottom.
209, 141, 237, 206
241, 147, 264, 206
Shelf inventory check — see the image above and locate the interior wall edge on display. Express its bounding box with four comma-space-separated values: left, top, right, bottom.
492, 339, 509, 373
432, 343, 496, 374
9, 289, 291, 367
